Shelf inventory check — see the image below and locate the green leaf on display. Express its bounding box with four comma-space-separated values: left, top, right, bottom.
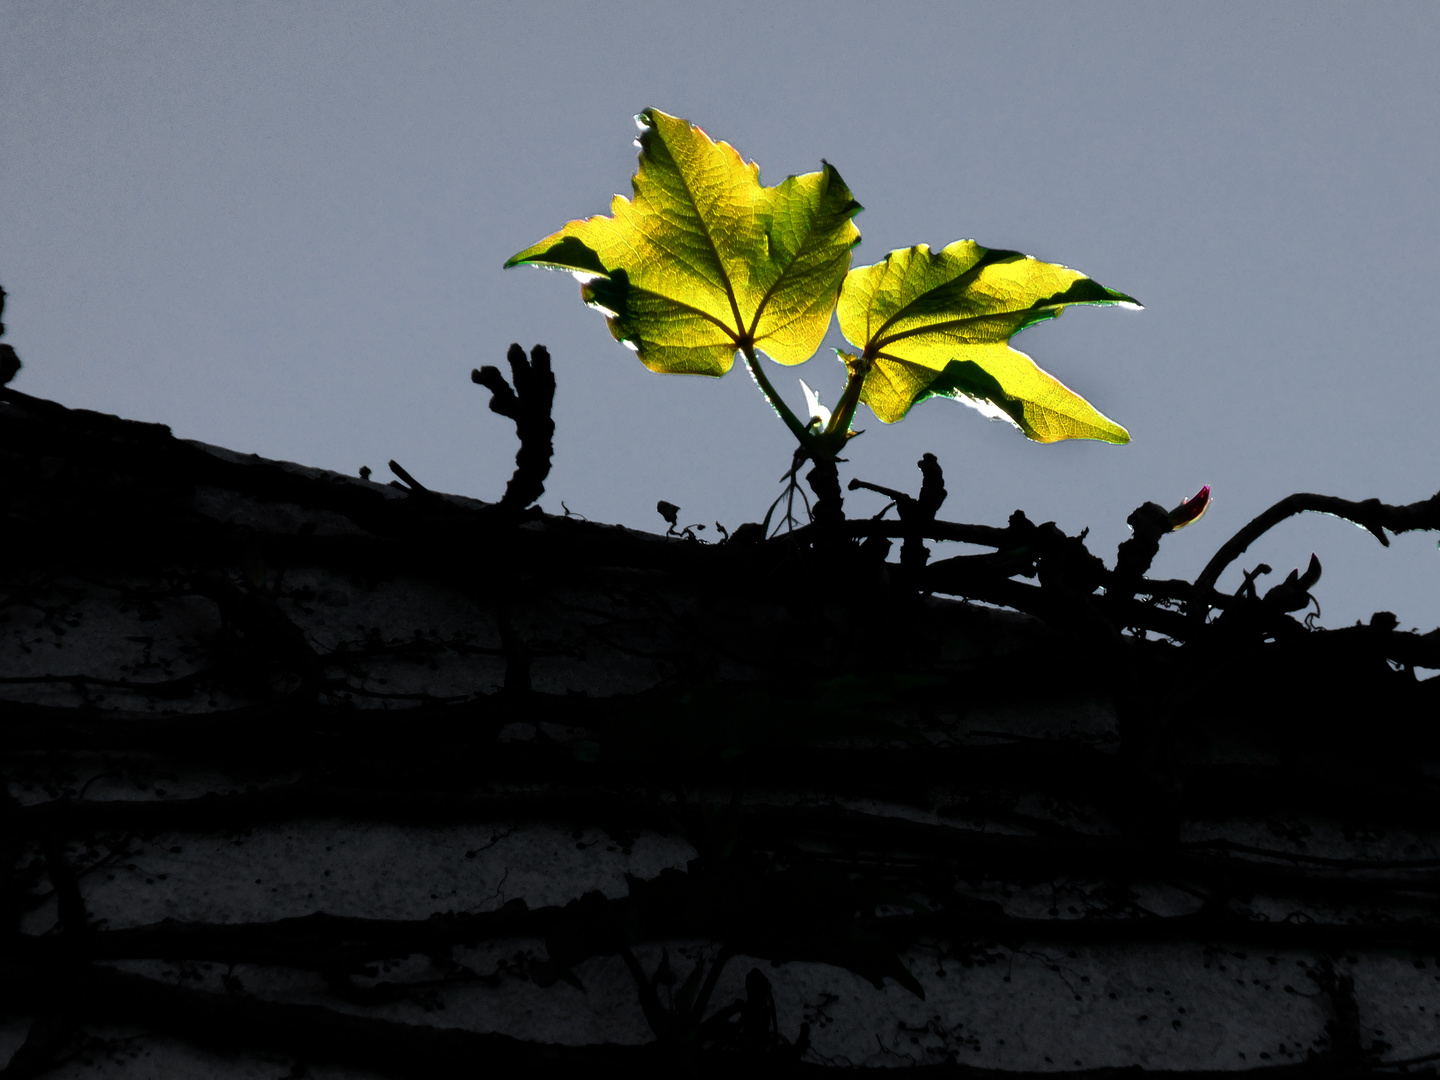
505, 109, 862, 377
835, 240, 1137, 443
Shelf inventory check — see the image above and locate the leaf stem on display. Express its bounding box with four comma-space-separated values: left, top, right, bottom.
741, 346, 814, 451
823, 356, 870, 449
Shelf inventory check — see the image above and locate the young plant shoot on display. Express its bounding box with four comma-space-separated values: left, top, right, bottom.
506, 109, 1138, 462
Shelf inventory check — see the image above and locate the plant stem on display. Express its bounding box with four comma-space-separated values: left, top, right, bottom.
740, 346, 813, 449
824, 355, 870, 448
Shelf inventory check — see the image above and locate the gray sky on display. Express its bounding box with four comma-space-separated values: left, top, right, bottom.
3, 1, 1438, 632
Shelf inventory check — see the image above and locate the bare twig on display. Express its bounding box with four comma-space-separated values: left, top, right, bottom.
1190, 490, 1440, 624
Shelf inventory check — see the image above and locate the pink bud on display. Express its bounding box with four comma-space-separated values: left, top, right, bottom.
1167, 485, 1210, 530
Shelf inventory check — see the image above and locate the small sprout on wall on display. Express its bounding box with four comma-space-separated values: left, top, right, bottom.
506, 109, 1138, 466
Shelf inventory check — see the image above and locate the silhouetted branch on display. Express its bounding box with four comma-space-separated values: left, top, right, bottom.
804, 455, 845, 540
850, 454, 949, 582
1190, 490, 1440, 624
1110, 501, 1172, 603
0, 280, 18, 386
472, 342, 555, 510
386, 458, 429, 493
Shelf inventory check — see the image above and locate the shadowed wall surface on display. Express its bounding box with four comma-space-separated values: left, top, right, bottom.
4, 385, 1440, 1076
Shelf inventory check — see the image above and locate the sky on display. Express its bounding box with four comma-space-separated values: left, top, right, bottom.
2, 1, 1438, 633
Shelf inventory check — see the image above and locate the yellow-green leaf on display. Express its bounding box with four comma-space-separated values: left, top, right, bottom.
505, 109, 862, 377
836, 240, 1137, 443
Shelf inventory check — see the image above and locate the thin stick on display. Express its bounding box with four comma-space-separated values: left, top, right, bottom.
1189, 490, 1440, 623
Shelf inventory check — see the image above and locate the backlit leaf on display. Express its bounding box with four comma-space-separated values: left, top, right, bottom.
506, 109, 862, 377
835, 240, 1137, 442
